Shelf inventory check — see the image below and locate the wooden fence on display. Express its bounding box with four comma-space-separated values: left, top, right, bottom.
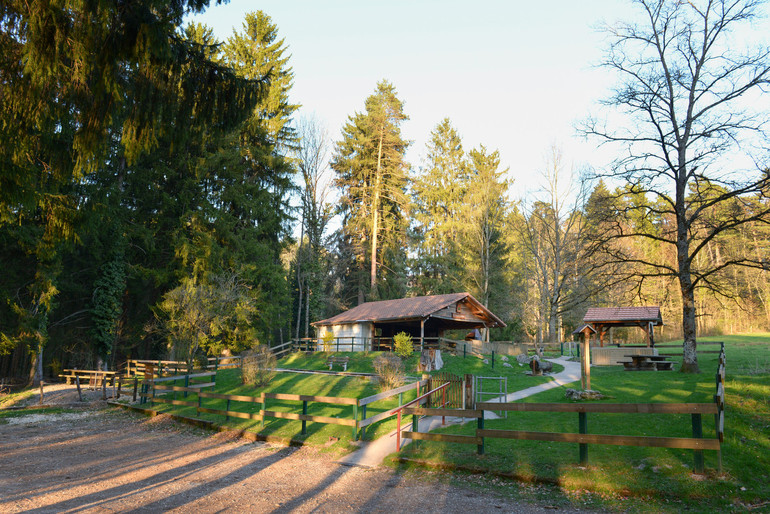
400, 349, 727, 473
289, 337, 450, 353
654, 341, 726, 356
425, 372, 464, 408
142, 377, 432, 440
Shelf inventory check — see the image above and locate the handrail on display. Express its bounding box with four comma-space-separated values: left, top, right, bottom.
395, 382, 450, 450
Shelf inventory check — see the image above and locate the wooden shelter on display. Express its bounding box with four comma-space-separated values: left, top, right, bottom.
312, 292, 506, 351
582, 306, 663, 347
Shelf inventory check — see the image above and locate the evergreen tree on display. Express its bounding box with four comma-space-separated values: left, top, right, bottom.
411, 118, 468, 295
331, 80, 410, 303
462, 146, 512, 311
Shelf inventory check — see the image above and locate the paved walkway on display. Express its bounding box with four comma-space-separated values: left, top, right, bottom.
338, 356, 582, 468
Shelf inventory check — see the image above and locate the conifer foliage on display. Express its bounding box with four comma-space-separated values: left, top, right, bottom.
332, 80, 410, 303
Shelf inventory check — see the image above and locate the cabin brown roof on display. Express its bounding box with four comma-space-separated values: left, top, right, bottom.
583, 306, 663, 325
313, 292, 505, 328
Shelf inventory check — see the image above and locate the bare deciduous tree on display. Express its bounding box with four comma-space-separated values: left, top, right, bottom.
583, 0, 770, 372
294, 115, 332, 340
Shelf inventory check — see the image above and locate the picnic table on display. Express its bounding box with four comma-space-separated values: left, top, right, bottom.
59, 369, 119, 385
623, 354, 674, 371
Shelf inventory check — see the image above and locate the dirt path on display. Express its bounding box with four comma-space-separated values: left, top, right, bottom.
1, 405, 585, 513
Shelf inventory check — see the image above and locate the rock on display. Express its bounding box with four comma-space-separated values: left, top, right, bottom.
565, 388, 606, 401
516, 354, 531, 366
500, 355, 509, 362
482, 359, 489, 364
503, 362, 513, 368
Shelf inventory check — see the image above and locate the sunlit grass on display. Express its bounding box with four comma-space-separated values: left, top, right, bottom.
145, 348, 562, 451
390, 334, 770, 511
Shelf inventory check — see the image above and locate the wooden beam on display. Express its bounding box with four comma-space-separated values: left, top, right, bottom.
264, 392, 358, 405
476, 402, 719, 414
402, 407, 483, 418
477, 429, 720, 450
402, 431, 482, 445
262, 410, 356, 426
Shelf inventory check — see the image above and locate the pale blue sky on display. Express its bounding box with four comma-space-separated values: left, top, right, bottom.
188, 1, 768, 198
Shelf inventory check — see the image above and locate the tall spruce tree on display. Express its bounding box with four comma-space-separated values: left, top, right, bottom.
462, 146, 512, 312
411, 118, 468, 295
331, 80, 410, 303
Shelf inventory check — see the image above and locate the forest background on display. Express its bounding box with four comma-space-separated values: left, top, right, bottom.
1, 0, 769, 382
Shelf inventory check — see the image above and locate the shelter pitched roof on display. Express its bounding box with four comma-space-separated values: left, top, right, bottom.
583, 306, 663, 324
572, 324, 597, 335
313, 292, 505, 327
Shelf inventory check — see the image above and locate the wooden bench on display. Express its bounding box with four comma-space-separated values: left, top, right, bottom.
623, 355, 675, 371
327, 356, 350, 371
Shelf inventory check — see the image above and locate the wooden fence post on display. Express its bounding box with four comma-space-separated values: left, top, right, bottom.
692, 413, 704, 473
101, 375, 107, 401
39, 381, 44, 405
76, 376, 83, 402
352, 404, 358, 440
464, 374, 475, 410
412, 411, 419, 449
132, 377, 138, 402
579, 412, 588, 465
302, 401, 308, 436
477, 411, 484, 455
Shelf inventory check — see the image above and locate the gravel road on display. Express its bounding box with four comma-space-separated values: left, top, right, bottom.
0, 401, 588, 513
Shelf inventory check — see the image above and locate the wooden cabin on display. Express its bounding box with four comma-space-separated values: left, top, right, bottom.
312, 292, 506, 351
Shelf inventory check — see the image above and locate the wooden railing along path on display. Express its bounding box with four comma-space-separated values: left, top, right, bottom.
142, 377, 431, 440
400, 347, 727, 473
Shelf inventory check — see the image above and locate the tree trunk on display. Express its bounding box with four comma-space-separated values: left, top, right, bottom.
304, 285, 310, 338
370, 126, 384, 300
295, 208, 305, 342
679, 276, 701, 373
28, 343, 43, 386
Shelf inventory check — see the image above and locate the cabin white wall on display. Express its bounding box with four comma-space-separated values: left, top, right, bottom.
317, 323, 373, 351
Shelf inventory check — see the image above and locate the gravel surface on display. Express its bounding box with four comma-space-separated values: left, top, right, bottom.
0, 400, 593, 513
1, 385, 593, 513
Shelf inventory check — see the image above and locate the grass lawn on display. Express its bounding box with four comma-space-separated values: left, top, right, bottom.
388, 333, 770, 512
144, 349, 563, 452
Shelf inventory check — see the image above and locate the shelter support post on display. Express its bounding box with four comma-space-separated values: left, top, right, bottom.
582, 331, 591, 390
420, 319, 425, 352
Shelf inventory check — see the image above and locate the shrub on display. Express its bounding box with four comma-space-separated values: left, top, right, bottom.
241, 346, 277, 387
373, 353, 405, 391
393, 331, 413, 358
321, 331, 335, 352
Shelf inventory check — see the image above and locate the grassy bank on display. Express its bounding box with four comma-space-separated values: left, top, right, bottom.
146, 349, 562, 450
